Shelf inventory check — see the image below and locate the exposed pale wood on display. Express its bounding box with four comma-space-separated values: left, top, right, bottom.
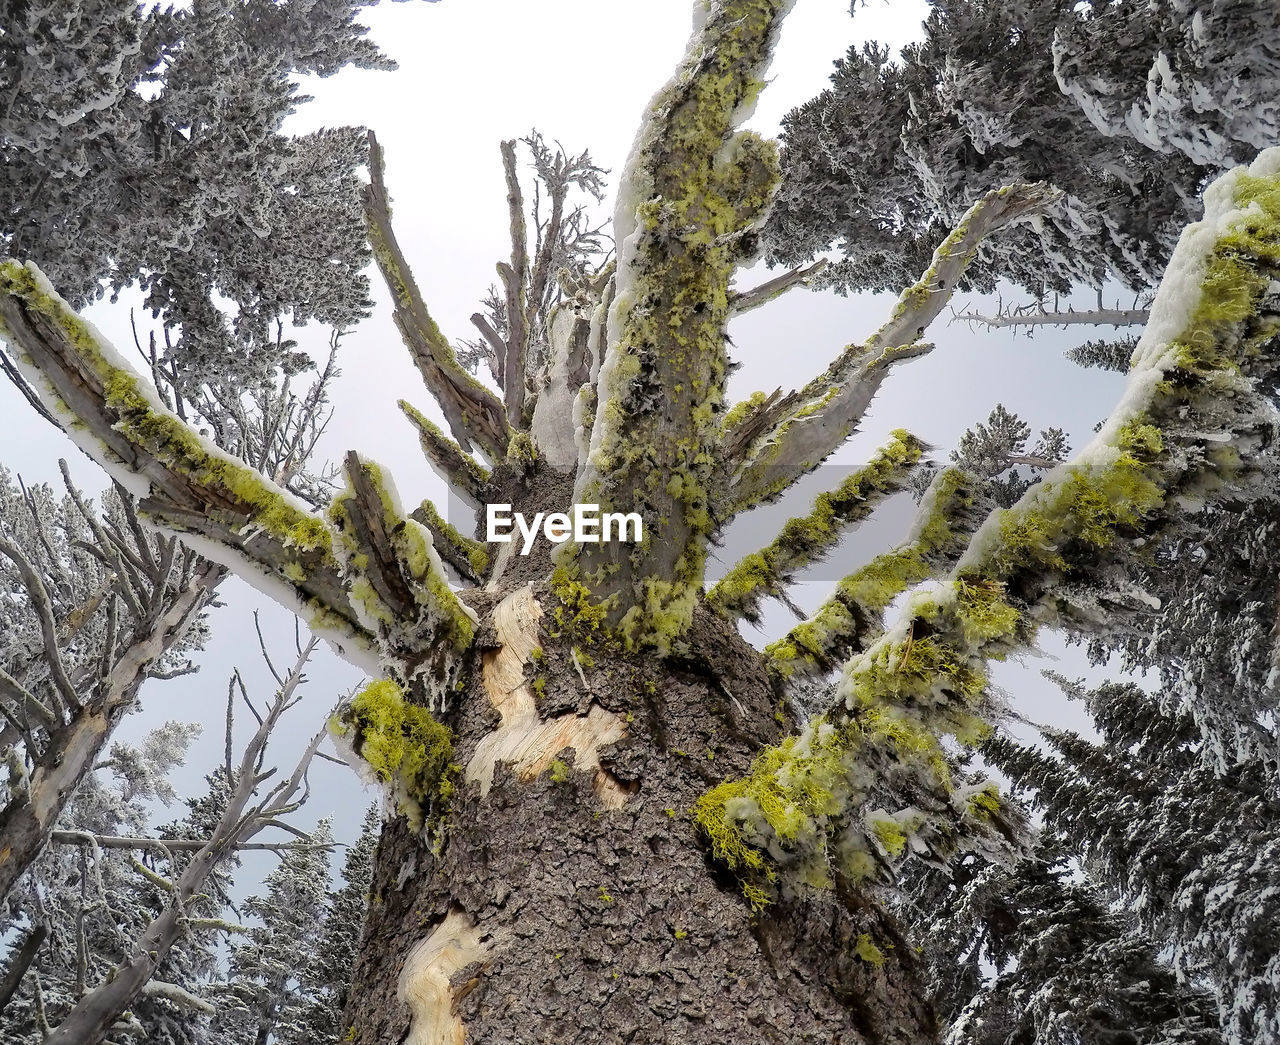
398, 905, 503, 1045
465, 586, 630, 808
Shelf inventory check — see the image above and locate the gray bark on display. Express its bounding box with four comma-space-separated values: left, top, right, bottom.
343, 579, 937, 1044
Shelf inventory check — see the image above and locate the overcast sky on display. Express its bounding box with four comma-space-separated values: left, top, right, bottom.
0, 0, 1127, 858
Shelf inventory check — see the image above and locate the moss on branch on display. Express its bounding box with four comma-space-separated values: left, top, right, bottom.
697, 152, 1280, 907
708, 430, 925, 620
331, 678, 456, 830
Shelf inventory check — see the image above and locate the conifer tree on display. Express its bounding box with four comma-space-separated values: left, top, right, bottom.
0, 0, 391, 388
1065, 335, 1138, 373
986, 680, 1280, 1041
216, 821, 335, 1045
1053, 0, 1280, 169
301, 805, 379, 1042
764, 0, 1212, 297
897, 846, 1224, 1044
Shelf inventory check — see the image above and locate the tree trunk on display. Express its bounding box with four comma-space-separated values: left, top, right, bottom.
344, 574, 937, 1044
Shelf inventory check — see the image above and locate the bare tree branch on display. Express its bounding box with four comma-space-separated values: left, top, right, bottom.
729, 259, 828, 316
720, 184, 1059, 516
0, 533, 81, 718
0, 559, 220, 901
571, 0, 795, 645
499, 140, 531, 424
43, 642, 328, 1045
363, 131, 512, 460
955, 304, 1150, 329
764, 467, 984, 679
0, 922, 46, 1017
50, 831, 336, 855
397, 399, 491, 506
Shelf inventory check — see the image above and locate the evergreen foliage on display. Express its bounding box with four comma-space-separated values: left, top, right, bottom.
2, 1, 1280, 1041
1064, 335, 1138, 373
896, 846, 1224, 1045
1054, 0, 1280, 169
0, 0, 390, 388
763, 0, 1277, 297
950, 404, 1069, 507
986, 678, 1280, 1041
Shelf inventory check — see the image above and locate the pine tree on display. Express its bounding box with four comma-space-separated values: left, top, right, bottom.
0, 0, 390, 389
1064, 335, 1138, 373
1080, 495, 1280, 771
1053, 0, 1280, 169
986, 681, 1280, 1041
950, 404, 1069, 507
216, 821, 335, 1045
299, 805, 379, 1043
764, 0, 1214, 297
896, 846, 1223, 1044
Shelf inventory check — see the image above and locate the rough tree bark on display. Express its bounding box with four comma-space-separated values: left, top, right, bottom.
354, 554, 936, 1044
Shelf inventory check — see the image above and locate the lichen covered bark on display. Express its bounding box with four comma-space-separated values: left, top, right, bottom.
328, 452, 477, 699
722, 184, 1057, 514
707, 429, 925, 621
343, 591, 936, 1044
571, 0, 795, 652
765, 466, 983, 679
0, 260, 380, 670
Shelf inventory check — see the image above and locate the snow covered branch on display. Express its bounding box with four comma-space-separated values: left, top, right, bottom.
955, 303, 1150, 330
707, 430, 926, 622
327, 453, 477, 699
700, 148, 1280, 905
722, 183, 1058, 514
397, 399, 491, 507
764, 467, 984, 680
0, 261, 380, 672
729, 258, 828, 315
43, 641, 328, 1045
363, 132, 512, 461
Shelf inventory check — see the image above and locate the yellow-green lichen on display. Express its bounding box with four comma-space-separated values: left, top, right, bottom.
414, 497, 489, 579
721, 390, 768, 432
854, 933, 886, 966
765, 467, 974, 679
709, 431, 924, 621
328, 458, 475, 655
569, 1, 790, 651
697, 157, 1280, 906
332, 678, 456, 829
0, 262, 336, 581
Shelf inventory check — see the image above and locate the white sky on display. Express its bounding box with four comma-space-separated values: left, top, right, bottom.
0, 0, 1127, 854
